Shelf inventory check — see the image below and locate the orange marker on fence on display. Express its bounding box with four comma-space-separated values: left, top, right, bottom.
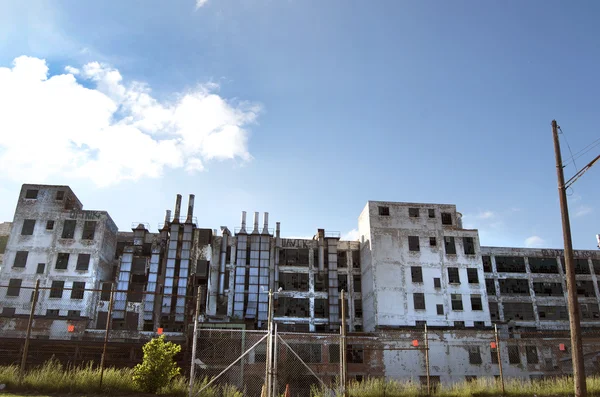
412, 339, 419, 347
157, 327, 163, 335
67, 324, 75, 333
559, 343, 566, 351
490, 341, 497, 349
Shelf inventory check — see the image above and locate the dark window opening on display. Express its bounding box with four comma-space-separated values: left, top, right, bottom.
82, 221, 97, 240
441, 212, 452, 225
36, 263, 45, 274
347, 344, 364, 363
436, 304, 444, 315
7, 279, 22, 297
451, 294, 463, 310
593, 259, 600, 275
96, 311, 108, 329
50, 281, 65, 298
414, 293, 425, 310
444, 236, 456, 255
454, 321, 465, 328
352, 250, 360, 267
46, 220, 55, 230
489, 302, 499, 321
463, 237, 475, 255
428, 209, 435, 218
411, 266, 423, 283
14, 251, 28, 268
328, 344, 340, 363
1, 307, 16, 316
526, 346, 539, 364
471, 295, 483, 311
56, 190, 65, 200
469, 347, 482, 364
279, 272, 309, 291
434, 277, 441, 288
25, 189, 39, 199
378, 206, 390, 216
415, 320, 426, 327
533, 282, 563, 297
275, 297, 310, 317
289, 344, 321, 363
482, 256, 492, 272
55, 253, 70, 269
491, 349, 499, 364
46, 309, 60, 318
538, 305, 568, 320
409, 208, 419, 218
408, 236, 420, 252
71, 282, 85, 299
508, 346, 520, 364
314, 273, 328, 292
474, 321, 485, 328
100, 282, 112, 301
505, 303, 535, 321
499, 279, 530, 295
337, 251, 347, 268
315, 299, 329, 319
485, 279, 496, 295
579, 303, 600, 320
576, 280, 595, 297
354, 299, 362, 318
430, 237, 437, 246
62, 220, 76, 239
495, 256, 526, 273
467, 268, 479, 284
21, 219, 35, 235
337, 274, 348, 292
353, 275, 362, 293
529, 257, 559, 274
67, 310, 81, 318
76, 254, 91, 271
448, 267, 460, 284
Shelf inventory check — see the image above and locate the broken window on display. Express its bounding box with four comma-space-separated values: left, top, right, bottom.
485, 279, 496, 295
338, 274, 348, 292
275, 297, 310, 317
76, 254, 91, 271
408, 236, 420, 252
482, 256, 492, 272
314, 273, 328, 292
528, 257, 559, 274
470, 295, 483, 311
533, 282, 563, 296
508, 346, 520, 364
576, 280, 595, 297
36, 263, 45, 274
467, 268, 479, 284
25, 189, 39, 199
434, 277, 441, 288
50, 281, 65, 298
495, 256, 526, 273
6, 279, 22, 297
46, 309, 60, 317
329, 344, 340, 363
579, 303, 600, 320
315, 299, 329, 318
352, 250, 360, 267
413, 293, 425, 310
279, 273, 309, 291
451, 294, 463, 310
436, 304, 444, 315
504, 303, 535, 321
55, 253, 69, 269
82, 221, 97, 240
298, 248, 309, 265
444, 236, 456, 255
378, 206, 390, 216
46, 220, 54, 230
441, 212, 452, 225
337, 251, 347, 268
21, 219, 35, 235
428, 209, 435, 218
463, 237, 475, 255
411, 266, 423, 283
13, 251, 28, 268
448, 267, 460, 284
347, 344, 364, 363
526, 346, 539, 364
489, 302, 499, 321
469, 347, 482, 364
354, 299, 362, 318
409, 208, 419, 217
71, 282, 85, 299
62, 220, 76, 239
280, 249, 302, 266
538, 305, 568, 320
499, 279, 530, 295
353, 275, 362, 293
289, 344, 321, 363
430, 237, 437, 246
574, 259, 591, 274
56, 190, 65, 200
101, 282, 112, 301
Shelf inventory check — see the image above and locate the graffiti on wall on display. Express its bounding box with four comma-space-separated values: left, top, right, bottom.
69, 210, 103, 220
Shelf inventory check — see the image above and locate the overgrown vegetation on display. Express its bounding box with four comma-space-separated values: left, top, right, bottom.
133, 335, 182, 393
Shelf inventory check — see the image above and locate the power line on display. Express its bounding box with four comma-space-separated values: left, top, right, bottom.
563, 139, 600, 167
558, 125, 578, 171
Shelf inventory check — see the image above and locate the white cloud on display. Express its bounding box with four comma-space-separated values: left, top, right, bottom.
0, 56, 260, 187
525, 235, 546, 248
195, 0, 209, 9
574, 205, 592, 218
64, 65, 80, 75
342, 229, 360, 241
475, 211, 495, 220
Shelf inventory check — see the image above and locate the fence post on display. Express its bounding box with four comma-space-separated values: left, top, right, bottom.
271, 322, 279, 397
20, 279, 40, 383
424, 324, 430, 395
495, 324, 505, 395
99, 283, 115, 389
264, 290, 273, 397
189, 286, 202, 397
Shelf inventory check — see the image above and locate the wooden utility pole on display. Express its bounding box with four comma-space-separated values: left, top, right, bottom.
20, 279, 40, 382
340, 290, 347, 396
552, 119, 587, 397
494, 324, 505, 395
189, 286, 202, 397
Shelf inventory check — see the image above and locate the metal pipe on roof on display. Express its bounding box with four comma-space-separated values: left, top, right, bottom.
186, 194, 195, 223
173, 194, 182, 222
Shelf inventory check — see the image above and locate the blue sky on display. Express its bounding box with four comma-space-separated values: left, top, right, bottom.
0, 0, 598, 249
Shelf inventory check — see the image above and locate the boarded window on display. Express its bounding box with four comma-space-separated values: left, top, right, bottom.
495, 256, 526, 273
485, 279, 496, 295
56, 190, 65, 200
62, 220, 76, 239
411, 266, 423, 283
482, 256, 492, 272
328, 344, 340, 363
499, 279, 529, 295
46, 220, 55, 230
71, 282, 85, 299
82, 221, 97, 240
76, 254, 91, 271
467, 268, 479, 284
409, 208, 419, 217
430, 237, 437, 246
469, 347, 482, 364
451, 294, 463, 310
50, 281, 65, 298
14, 251, 28, 268
428, 209, 435, 218
413, 293, 425, 310
526, 346, 539, 364
378, 206, 390, 216
21, 219, 35, 235
508, 346, 520, 364
408, 236, 420, 252
470, 295, 483, 311
448, 267, 460, 284
36, 263, 45, 274
347, 344, 364, 363
25, 189, 39, 199
101, 282, 112, 301
436, 304, 444, 315
444, 236, 456, 255
55, 253, 70, 269
441, 212, 452, 225
434, 277, 441, 288
6, 279, 22, 297
529, 257, 559, 274
353, 275, 362, 293
463, 237, 475, 255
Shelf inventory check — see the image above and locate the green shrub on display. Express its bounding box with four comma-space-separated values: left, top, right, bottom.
133, 335, 182, 393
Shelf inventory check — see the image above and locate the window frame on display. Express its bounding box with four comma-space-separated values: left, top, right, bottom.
21, 219, 36, 235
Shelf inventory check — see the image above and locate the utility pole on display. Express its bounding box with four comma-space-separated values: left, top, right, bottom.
552, 119, 587, 397
340, 290, 347, 396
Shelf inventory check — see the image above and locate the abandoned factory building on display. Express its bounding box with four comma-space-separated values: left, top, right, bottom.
1, 183, 600, 382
